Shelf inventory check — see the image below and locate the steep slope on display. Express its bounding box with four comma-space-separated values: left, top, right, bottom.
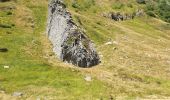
0, 0, 170, 99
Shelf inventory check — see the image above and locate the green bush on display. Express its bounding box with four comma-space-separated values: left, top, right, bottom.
0, 24, 12, 28
72, 2, 80, 9
71, 0, 95, 11
146, 1, 156, 11
84, 0, 95, 8
127, 3, 133, 8
146, 11, 156, 17
145, 0, 170, 23
136, 0, 146, 4
112, 2, 124, 9
158, 0, 170, 22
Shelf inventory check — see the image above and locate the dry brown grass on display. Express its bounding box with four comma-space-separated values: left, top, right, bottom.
14, 4, 34, 33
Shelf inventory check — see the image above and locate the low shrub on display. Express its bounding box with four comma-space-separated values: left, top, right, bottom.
145, 0, 170, 23
112, 2, 124, 9
0, 24, 12, 28
136, 0, 146, 4
71, 0, 95, 11
146, 11, 156, 17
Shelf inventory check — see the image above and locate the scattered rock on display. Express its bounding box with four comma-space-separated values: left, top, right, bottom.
103, 12, 135, 21
113, 41, 118, 45
105, 42, 113, 45
136, 9, 144, 17
103, 10, 144, 21
84, 75, 92, 82
0, 90, 5, 94
4, 66, 9, 69
12, 92, 23, 97
111, 12, 125, 21
99, 54, 104, 58
0, 48, 8, 52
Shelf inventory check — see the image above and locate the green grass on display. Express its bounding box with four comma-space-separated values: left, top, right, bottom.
0, 0, 110, 99
0, 64, 108, 99
0, 0, 170, 99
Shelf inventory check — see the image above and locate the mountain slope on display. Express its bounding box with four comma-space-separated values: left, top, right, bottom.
0, 0, 170, 99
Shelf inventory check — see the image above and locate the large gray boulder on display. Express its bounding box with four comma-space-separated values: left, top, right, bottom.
47, 0, 100, 67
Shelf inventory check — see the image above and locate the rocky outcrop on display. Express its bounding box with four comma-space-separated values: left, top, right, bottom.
47, 0, 100, 67
102, 10, 144, 21
111, 12, 135, 21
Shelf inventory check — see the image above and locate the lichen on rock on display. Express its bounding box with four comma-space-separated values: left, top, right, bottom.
47, 0, 100, 67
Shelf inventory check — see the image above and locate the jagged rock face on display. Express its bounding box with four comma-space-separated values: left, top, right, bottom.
47, 0, 100, 67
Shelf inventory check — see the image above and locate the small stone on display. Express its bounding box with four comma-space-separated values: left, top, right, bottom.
0, 90, 5, 94
12, 92, 23, 97
113, 41, 118, 45
105, 42, 112, 45
71, 69, 75, 72
84, 75, 92, 82
4, 66, 9, 69
99, 55, 103, 58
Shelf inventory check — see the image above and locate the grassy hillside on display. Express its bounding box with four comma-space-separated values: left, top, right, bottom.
0, 0, 170, 99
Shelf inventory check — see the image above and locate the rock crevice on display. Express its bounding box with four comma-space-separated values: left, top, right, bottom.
47, 0, 100, 67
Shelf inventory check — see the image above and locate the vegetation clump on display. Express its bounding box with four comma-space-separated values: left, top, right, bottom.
136, 0, 146, 4
145, 0, 170, 23
71, 0, 95, 11
0, 24, 12, 28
